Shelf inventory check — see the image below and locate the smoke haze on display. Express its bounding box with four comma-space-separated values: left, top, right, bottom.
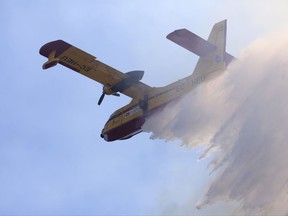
143, 32, 288, 215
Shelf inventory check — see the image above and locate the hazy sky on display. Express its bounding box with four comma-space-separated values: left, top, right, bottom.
1, 0, 288, 215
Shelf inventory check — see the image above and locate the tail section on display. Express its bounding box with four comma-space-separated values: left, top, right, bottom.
192, 20, 226, 77
167, 20, 234, 78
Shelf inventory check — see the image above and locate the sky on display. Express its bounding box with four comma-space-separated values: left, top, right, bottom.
1, 0, 288, 215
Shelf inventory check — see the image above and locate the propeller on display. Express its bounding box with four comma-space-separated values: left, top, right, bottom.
98, 90, 120, 105
98, 92, 106, 105
97, 70, 144, 105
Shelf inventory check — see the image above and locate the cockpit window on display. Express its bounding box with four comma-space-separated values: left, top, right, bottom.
108, 111, 121, 121
109, 112, 116, 118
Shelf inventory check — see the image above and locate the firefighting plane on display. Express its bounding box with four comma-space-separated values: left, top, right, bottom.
40, 20, 235, 141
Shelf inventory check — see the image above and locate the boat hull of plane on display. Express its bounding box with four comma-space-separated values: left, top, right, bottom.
101, 116, 145, 142
101, 97, 181, 141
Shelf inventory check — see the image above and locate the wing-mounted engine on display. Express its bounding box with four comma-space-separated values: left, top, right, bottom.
40, 40, 152, 100
98, 70, 144, 105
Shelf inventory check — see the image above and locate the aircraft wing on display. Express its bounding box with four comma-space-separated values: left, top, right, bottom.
167, 28, 236, 65
39, 40, 152, 99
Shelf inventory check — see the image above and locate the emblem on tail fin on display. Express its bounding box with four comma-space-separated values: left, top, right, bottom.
215, 55, 222, 63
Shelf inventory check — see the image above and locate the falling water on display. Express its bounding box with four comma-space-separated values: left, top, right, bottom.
143, 31, 288, 215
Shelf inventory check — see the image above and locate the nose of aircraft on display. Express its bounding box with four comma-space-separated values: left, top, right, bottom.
100, 132, 109, 141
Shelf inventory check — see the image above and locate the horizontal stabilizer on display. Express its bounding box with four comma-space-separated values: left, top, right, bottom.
224, 52, 235, 65
167, 28, 236, 65
167, 29, 217, 57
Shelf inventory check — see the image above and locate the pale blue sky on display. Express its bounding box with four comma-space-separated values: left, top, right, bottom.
1, 0, 288, 215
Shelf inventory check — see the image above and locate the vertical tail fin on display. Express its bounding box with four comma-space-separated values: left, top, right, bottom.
192, 20, 227, 77
167, 20, 232, 77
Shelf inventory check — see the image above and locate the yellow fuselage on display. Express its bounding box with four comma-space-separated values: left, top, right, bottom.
101, 70, 222, 141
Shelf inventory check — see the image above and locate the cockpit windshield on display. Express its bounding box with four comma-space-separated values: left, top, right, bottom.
108, 110, 121, 121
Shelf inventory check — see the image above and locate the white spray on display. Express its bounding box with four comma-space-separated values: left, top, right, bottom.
143, 31, 288, 215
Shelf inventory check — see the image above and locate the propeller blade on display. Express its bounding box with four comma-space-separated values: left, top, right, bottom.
113, 93, 120, 97
98, 93, 105, 105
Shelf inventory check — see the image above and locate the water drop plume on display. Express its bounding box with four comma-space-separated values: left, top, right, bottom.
143, 31, 288, 215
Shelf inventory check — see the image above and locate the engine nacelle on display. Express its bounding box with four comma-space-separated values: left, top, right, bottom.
125, 70, 144, 81
102, 70, 145, 97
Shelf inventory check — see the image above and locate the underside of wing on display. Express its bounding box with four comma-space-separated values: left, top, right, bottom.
122, 82, 152, 99
39, 40, 152, 100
